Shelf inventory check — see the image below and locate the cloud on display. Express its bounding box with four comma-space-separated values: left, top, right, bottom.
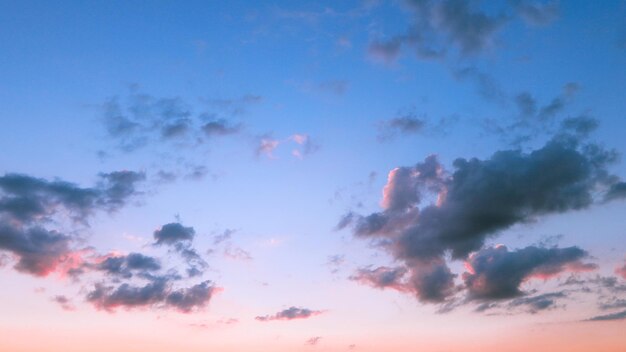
102, 90, 254, 152
605, 182, 626, 202
223, 246, 253, 261
305, 336, 322, 346
165, 281, 217, 313
350, 266, 409, 292
202, 118, 242, 137
256, 136, 281, 158
153, 223, 195, 245
52, 295, 76, 311
0, 171, 144, 224
0, 224, 78, 276
255, 307, 324, 322
511, 0, 560, 26
95, 252, 161, 279
586, 309, 626, 321
377, 115, 426, 141
289, 134, 319, 159
153, 222, 207, 277
87, 276, 217, 313
463, 245, 594, 300
368, 0, 506, 63
343, 134, 624, 303
368, 0, 558, 64
0, 171, 144, 278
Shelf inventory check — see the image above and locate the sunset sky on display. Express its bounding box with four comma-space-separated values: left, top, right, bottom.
1, 1, 626, 351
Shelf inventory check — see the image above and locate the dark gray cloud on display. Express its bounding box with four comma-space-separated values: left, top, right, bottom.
165, 280, 216, 313
202, 118, 242, 137
0, 171, 144, 278
476, 291, 567, 314
350, 266, 408, 291
153, 222, 208, 277
354, 136, 621, 260
87, 276, 216, 313
343, 134, 623, 303
586, 309, 626, 321
154, 223, 195, 245
561, 115, 599, 138
463, 245, 594, 300
0, 224, 73, 276
255, 307, 324, 322
605, 182, 626, 202
0, 171, 144, 224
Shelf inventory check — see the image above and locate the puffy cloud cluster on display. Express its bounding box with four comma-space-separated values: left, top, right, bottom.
153, 222, 207, 277
343, 135, 625, 306
84, 222, 214, 313
463, 245, 594, 300
255, 307, 324, 322
0, 171, 144, 277
88, 278, 216, 313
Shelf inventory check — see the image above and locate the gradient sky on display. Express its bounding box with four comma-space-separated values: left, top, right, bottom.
1, 1, 626, 351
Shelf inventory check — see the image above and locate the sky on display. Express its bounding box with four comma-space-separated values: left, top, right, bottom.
1, 0, 626, 351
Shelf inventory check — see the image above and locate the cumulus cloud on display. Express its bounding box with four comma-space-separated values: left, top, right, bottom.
0, 171, 144, 224
0, 224, 78, 276
87, 276, 216, 313
0, 171, 144, 277
342, 134, 624, 304
95, 252, 161, 279
153, 222, 207, 277
154, 223, 195, 245
202, 118, 242, 137
255, 307, 324, 322
463, 245, 594, 300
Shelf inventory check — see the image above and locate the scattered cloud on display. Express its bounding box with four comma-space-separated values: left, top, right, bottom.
305, 336, 322, 346
586, 309, 626, 321
52, 295, 76, 311
341, 132, 624, 304
367, 0, 559, 64
255, 306, 324, 322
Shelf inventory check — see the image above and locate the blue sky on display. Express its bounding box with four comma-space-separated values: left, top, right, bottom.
1, 1, 626, 351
